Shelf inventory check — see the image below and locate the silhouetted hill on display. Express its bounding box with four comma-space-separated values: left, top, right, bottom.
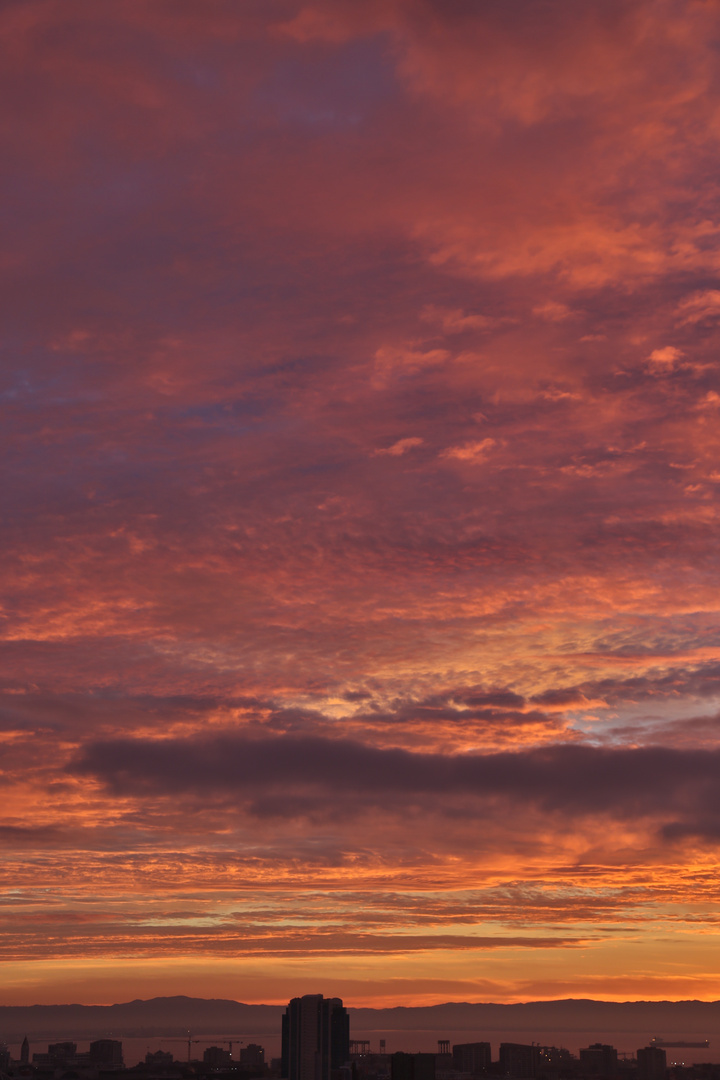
2, 996, 720, 1042
351, 999, 720, 1033
0, 997, 283, 1040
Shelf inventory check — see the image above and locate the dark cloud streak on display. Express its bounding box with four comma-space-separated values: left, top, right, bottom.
71, 734, 720, 831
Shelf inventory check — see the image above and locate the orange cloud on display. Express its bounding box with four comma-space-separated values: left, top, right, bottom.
3, 0, 720, 1006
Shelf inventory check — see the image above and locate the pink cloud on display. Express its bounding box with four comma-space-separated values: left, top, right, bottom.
374, 437, 424, 456
440, 437, 496, 463
3, 0, 720, 1000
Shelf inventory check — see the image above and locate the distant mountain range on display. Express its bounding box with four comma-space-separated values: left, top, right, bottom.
2, 997, 720, 1042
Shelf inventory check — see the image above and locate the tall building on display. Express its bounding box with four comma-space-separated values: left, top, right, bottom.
637, 1047, 666, 1080
579, 1044, 618, 1077
240, 1044, 266, 1071
204, 1047, 233, 1068
48, 1043, 77, 1062
452, 1044, 491, 1075
282, 995, 350, 1080
391, 1053, 436, 1080
499, 1044, 538, 1079
20, 1038, 29, 1066
90, 1040, 124, 1067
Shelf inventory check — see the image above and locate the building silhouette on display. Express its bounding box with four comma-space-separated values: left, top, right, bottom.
204, 1047, 233, 1068
637, 1047, 667, 1080
90, 1039, 124, 1067
20, 1038, 29, 1066
146, 1050, 175, 1066
390, 1053, 436, 1080
49, 1043, 76, 1059
579, 1044, 618, 1077
499, 1043, 539, 1079
240, 1044, 266, 1072
452, 1044, 491, 1075
281, 994, 350, 1080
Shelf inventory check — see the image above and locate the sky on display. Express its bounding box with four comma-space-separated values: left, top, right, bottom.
3, 0, 720, 1008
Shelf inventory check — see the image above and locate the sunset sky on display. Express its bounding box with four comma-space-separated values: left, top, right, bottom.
4, 0, 720, 1008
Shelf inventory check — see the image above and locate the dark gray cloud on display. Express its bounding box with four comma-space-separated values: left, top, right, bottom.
530, 660, 720, 709
70, 733, 720, 835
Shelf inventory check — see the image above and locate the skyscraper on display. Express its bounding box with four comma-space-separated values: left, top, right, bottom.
499, 1043, 538, 1079
453, 1044, 491, 1075
89, 1041, 124, 1068
637, 1047, 667, 1080
579, 1044, 618, 1077
282, 995, 350, 1080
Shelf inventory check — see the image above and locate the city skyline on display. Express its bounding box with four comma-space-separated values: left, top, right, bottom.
3, 0, 720, 1006
0, 1017, 711, 1080
0, 1002, 708, 1070
1, 992, 719, 1080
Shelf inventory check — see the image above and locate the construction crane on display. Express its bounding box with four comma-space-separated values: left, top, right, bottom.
159, 1036, 244, 1062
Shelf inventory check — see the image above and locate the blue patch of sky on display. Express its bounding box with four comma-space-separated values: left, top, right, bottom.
0, 356, 105, 408
164, 398, 269, 427
171, 57, 224, 92
87, 163, 161, 217
567, 696, 720, 744
253, 39, 398, 131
